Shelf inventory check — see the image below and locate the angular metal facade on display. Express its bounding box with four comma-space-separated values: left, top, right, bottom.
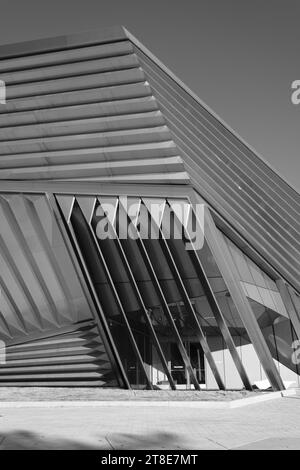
0, 26, 299, 390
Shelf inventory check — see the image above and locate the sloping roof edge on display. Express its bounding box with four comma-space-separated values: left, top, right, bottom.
0, 25, 128, 59
123, 27, 300, 198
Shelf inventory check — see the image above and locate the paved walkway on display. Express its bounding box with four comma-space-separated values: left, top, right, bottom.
0, 396, 300, 449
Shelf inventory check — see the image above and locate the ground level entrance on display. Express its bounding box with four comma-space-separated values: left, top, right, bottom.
151, 341, 205, 389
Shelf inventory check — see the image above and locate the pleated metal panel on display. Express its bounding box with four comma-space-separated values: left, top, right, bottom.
0, 320, 118, 387
131, 43, 300, 294
0, 33, 188, 184
0, 192, 120, 386
0, 193, 95, 340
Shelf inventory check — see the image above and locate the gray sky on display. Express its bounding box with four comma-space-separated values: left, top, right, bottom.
0, 0, 299, 192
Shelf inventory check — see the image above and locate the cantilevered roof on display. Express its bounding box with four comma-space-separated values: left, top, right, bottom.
0, 26, 299, 294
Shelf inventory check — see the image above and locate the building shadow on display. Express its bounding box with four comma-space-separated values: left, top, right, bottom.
0, 430, 193, 450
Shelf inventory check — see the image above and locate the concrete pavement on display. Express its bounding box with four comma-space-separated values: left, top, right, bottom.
0, 396, 300, 449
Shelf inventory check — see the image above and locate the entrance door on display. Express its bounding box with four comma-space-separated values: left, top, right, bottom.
169, 341, 205, 388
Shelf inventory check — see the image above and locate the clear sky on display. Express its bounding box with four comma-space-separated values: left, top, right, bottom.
0, 0, 299, 192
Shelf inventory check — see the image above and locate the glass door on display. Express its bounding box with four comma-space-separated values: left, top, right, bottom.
169, 341, 205, 388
